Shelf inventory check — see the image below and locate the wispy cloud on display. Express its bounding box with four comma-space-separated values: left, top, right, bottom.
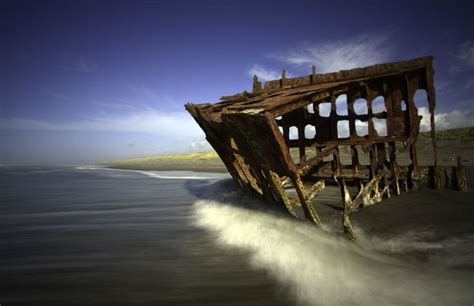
465, 78, 474, 89
248, 64, 288, 82
0, 107, 204, 137
93, 101, 138, 110
271, 33, 394, 73
45, 90, 79, 103
72, 57, 97, 73
6, 107, 469, 135
452, 41, 474, 72
128, 84, 162, 102
127, 84, 179, 109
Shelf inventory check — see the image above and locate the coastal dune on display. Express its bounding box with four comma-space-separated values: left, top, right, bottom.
105, 151, 226, 172
105, 127, 474, 172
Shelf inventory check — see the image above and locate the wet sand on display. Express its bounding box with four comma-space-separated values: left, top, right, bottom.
104, 138, 474, 238
191, 173, 474, 305
0, 168, 292, 306
1, 166, 473, 305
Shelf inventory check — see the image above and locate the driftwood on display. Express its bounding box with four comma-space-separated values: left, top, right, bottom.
186, 56, 467, 240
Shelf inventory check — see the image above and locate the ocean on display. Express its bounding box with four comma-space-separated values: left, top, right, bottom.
1, 166, 473, 305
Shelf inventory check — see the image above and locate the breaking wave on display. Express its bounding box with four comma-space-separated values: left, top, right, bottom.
192, 198, 473, 305
76, 166, 229, 180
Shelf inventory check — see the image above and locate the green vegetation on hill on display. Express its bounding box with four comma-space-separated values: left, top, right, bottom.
103, 126, 473, 171
419, 126, 474, 141
108, 151, 219, 164
104, 151, 225, 172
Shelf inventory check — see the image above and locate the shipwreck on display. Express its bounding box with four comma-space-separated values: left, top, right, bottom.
186, 56, 467, 240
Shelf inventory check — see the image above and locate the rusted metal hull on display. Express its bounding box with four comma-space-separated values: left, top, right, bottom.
186, 56, 467, 239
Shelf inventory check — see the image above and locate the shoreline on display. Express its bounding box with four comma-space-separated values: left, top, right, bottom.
106, 164, 228, 173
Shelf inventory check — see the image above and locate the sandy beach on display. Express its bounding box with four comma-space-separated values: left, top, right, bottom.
2, 163, 473, 305
101, 128, 474, 240
17, 127, 462, 305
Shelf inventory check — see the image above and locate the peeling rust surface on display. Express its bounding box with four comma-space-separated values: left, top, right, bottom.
185, 56, 467, 239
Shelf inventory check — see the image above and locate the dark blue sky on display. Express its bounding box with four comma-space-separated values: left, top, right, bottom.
1, 0, 473, 164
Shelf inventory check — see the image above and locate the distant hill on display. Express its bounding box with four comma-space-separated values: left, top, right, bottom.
420, 126, 474, 142
102, 126, 474, 171
103, 151, 225, 172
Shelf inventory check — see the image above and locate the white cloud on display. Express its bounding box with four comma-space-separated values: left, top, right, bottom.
188, 137, 212, 152
0, 107, 204, 137
2, 106, 471, 156
248, 64, 291, 82
304, 124, 316, 139
286, 107, 473, 140
419, 107, 474, 131
346, 108, 473, 137
372, 118, 387, 136
355, 120, 368, 136
272, 33, 393, 73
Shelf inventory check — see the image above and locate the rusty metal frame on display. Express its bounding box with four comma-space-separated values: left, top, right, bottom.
186, 56, 467, 240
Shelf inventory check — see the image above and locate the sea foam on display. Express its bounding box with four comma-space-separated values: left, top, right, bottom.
76, 166, 229, 180
192, 198, 473, 306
